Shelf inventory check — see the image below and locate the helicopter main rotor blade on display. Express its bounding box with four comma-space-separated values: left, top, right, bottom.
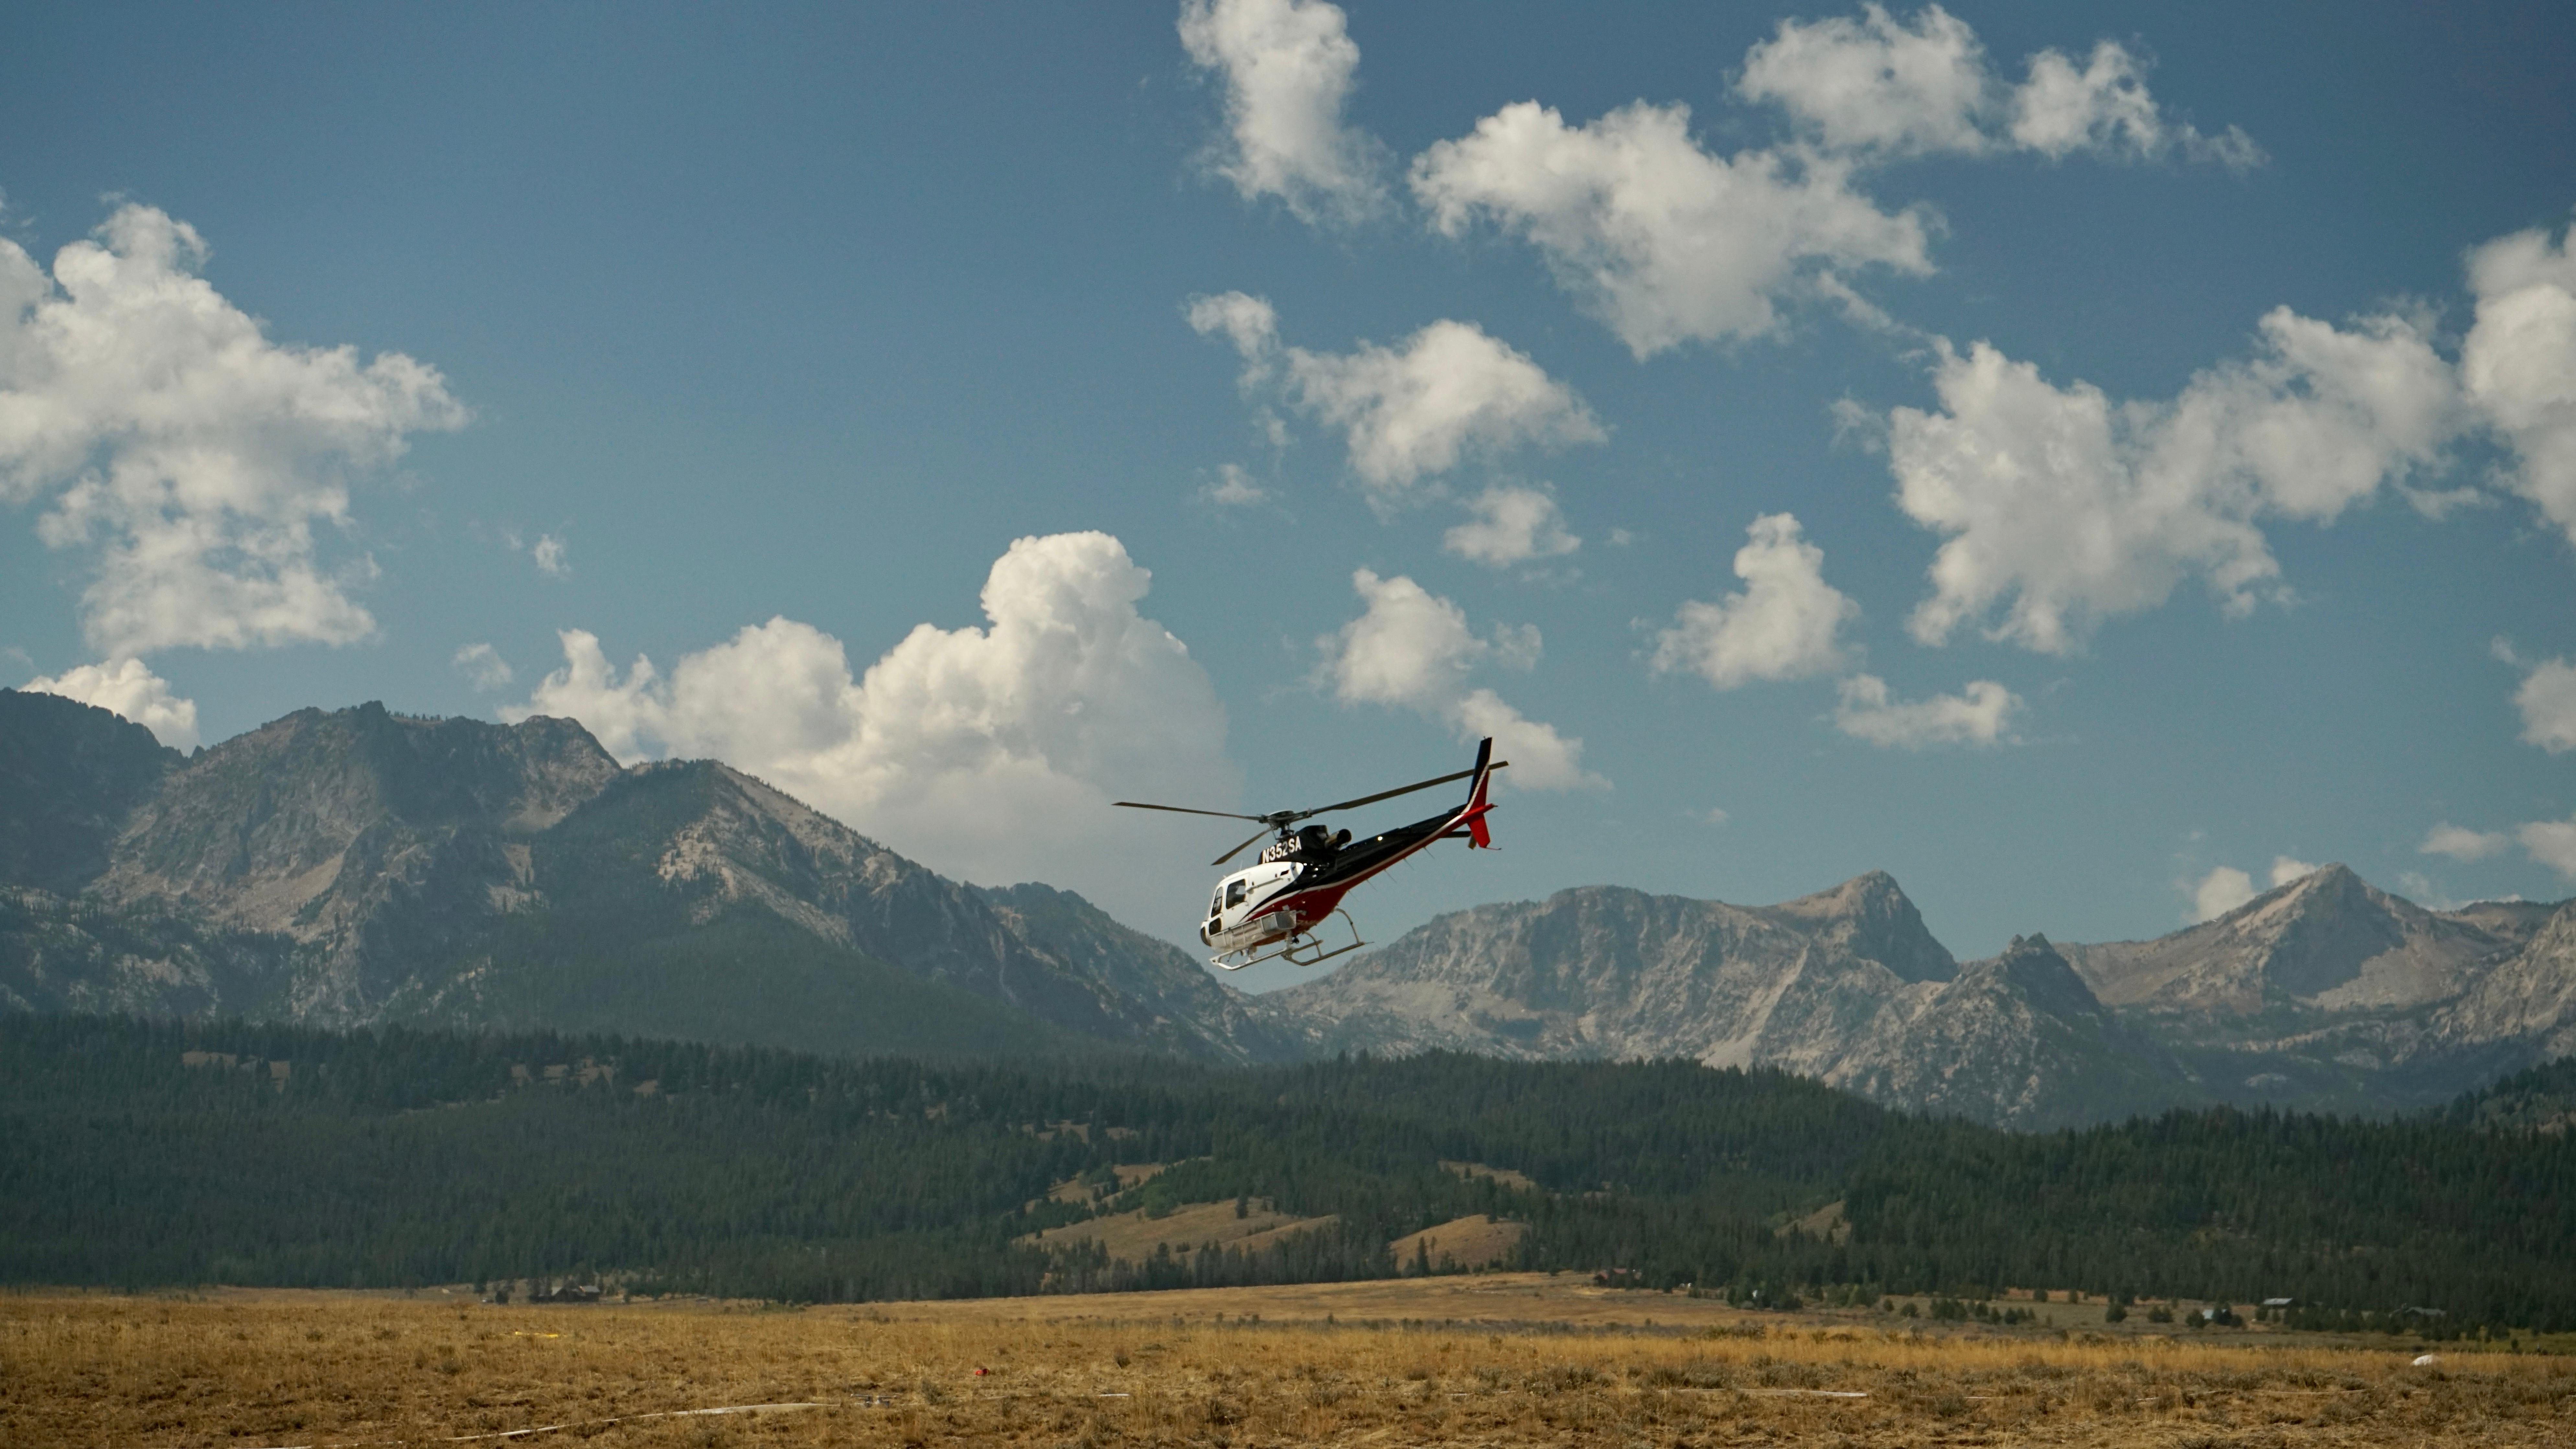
1112, 800, 1275, 823
1211, 826, 1275, 867
1294, 764, 1490, 820
1126, 751, 1510, 867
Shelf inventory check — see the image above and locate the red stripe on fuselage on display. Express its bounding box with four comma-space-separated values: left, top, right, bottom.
1226, 781, 1491, 949
1246, 807, 1467, 917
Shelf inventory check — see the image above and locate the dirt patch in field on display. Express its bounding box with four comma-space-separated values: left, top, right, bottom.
1441, 1159, 1539, 1192
1780, 1198, 1849, 1243
1021, 1197, 1333, 1264
1389, 1214, 1528, 1270
1037, 1161, 1180, 1209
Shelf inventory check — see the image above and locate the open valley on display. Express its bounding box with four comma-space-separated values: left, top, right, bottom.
9, 1281, 2571, 1449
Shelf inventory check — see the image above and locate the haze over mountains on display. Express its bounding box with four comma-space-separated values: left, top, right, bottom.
5, 690, 2570, 1128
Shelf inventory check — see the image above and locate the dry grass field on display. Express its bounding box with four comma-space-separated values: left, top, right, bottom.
6, 1277, 2571, 1448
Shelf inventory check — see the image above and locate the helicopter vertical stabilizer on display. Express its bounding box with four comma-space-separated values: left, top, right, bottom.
1460, 736, 1498, 848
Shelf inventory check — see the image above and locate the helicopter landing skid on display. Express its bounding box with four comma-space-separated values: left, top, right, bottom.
1211, 910, 1366, 972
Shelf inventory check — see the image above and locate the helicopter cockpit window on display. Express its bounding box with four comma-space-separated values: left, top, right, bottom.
1225, 880, 1247, 909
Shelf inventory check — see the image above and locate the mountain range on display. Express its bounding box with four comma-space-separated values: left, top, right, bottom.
5, 689, 2569, 1127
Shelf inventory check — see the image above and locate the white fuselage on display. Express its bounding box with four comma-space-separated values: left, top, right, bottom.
1201, 860, 1304, 950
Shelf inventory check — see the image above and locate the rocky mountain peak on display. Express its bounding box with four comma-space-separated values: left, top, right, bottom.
1982, 933, 2103, 1022
2062, 859, 2510, 1018
2240, 864, 2423, 998
1826, 929, 2164, 1129
1762, 870, 1955, 983
16, 694, 2576, 1124
97, 704, 622, 937
2432, 899, 2576, 1061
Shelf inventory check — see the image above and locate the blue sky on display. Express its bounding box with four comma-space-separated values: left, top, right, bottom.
5, 1, 2573, 987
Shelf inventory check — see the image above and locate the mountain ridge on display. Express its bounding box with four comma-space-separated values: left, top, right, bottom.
0, 692, 1290, 1064
5, 689, 2571, 1125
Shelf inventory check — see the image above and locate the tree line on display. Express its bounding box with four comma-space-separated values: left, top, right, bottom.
3, 1014, 2571, 1329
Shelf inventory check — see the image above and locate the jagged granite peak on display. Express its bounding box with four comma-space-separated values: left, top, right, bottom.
2060, 863, 2528, 1019
2, 699, 1290, 1063
2445, 897, 2562, 945
98, 702, 621, 936
1986, 933, 2103, 1020
2432, 901, 2576, 1064
1761, 869, 1956, 983
1269, 876, 1958, 1074
1269, 882, 2190, 1128
18, 692, 2576, 1117
1824, 933, 2186, 1130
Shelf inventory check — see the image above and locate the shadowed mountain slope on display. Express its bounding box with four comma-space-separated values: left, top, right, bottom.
0, 690, 181, 897
0, 701, 1291, 1063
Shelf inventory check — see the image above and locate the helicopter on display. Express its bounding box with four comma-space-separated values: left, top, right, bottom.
1114, 737, 1506, 971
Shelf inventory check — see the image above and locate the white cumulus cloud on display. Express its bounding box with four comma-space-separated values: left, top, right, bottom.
2188, 865, 2256, 923
1319, 568, 1601, 789
1453, 687, 1596, 794
1738, 4, 1996, 157
2523, 817, 2576, 884
2463, 217, 2576, 549
1201, 463, 1270, 507
1178, 0, 1386, 224
1409, 99, 1933, 358
1324, 568, 1489, 712
1737, 5, 2260, 168
0, 203, 465, 658
2510, 656, 2576, 753
2009, 41, 2261, 168
2421, 823, 2509, 861
1444, 484, 1579, 566
1888, 308, 2463, 653
1190, 292, 1603, 498
451, 642, 514, 692
505, 532, 1238, 929
2269, 856, 2320, 888
1650, 513, 1857, 689
531, 533, 569, 578
22, 657, 199, 749
1831, 673, 2018, 749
